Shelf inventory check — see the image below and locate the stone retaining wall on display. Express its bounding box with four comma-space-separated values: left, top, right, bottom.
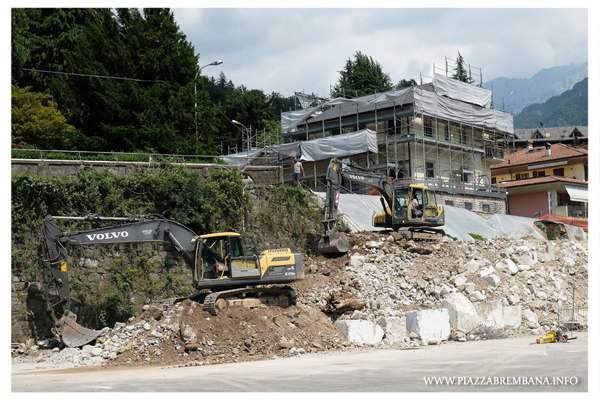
11, 159, 283, 185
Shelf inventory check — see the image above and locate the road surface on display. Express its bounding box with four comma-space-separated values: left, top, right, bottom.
12, 332, 588, 392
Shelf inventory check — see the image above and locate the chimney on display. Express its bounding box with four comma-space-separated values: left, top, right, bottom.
545, 143, 551, 157
526, 140, 533, 149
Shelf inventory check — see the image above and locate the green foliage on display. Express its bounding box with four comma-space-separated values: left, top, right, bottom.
13, 8, 218, 155
332, 51, 393, 98
452, 51, 474, 84
250, 185, 323, 249
396, 79, 418, 89
468, 233, 486, 241
447, 234, 458, 241
11, 85, 76, 149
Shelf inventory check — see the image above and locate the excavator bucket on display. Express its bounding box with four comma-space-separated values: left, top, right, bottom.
318, 231, 350, 255
56, 312, 104, 347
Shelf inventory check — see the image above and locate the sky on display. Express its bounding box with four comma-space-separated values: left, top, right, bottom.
170, 5, 594, 98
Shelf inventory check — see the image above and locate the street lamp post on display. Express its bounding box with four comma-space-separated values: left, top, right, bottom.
232, 120, 250, 164
195, 59, 223, 139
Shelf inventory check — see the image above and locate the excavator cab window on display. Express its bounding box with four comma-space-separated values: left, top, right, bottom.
423, 190, 439, 218
393, 187, 410, 220
200, 237, 228, 279
229, 236, 261, 278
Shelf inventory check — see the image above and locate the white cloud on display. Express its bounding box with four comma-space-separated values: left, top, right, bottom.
172, 7, 590, 97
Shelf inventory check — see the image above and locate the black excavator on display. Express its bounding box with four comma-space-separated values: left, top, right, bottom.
40, 214, 303, 347
317, 158, 446, 255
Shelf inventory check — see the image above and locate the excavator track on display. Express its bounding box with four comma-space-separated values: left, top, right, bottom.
397, 227, 445, 241
202, 286, 297, 316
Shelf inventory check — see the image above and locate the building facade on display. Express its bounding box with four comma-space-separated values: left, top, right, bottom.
276, 74, 514, 215
491, 142, 588, 218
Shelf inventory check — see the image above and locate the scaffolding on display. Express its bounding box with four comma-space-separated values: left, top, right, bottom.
222, 62, 513, 213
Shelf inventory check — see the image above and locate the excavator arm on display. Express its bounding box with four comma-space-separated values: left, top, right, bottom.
318, 158, 395, 254
40, 214, 198, 347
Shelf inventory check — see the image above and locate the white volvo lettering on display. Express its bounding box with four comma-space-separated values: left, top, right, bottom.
86, 231, 129, 241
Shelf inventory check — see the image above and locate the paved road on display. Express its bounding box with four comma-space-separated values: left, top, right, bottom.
12, 332, 588, 392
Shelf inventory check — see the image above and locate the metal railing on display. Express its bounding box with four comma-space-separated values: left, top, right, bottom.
557, 307, 587, 331
11, 148, 223, 165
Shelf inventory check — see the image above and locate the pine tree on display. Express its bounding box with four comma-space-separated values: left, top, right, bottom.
332, 51, 393, 98
452, 51, 473, 83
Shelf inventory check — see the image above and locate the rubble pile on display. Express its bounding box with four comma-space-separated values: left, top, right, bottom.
11, 232, 588, 371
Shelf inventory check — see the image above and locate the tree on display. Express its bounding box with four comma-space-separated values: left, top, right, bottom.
452, 51, 473, 84
331, 51, 393, 98
12, 8, 219, 155
11, 84, 75, 149
396, 79, 418, 89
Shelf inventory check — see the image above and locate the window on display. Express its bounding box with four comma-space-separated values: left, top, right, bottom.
460, 127, 467, 144
491, 177, 497, 184
482, 204, 491, 213
444, 123, 450, 141
426, 162, 435, 178
538, 171, 546, 177
553, 168, 564, 177
464, 202, 473, 211
445, 200, 454, 206
461, 172, 472, 183
424, 119, 433, 137
521, 173, 529, 179
515, 173, 521, 180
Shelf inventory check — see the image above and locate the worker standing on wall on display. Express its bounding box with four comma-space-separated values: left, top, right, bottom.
292, 157, 305, 187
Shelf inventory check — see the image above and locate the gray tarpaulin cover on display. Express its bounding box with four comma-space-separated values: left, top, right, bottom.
282, 81, 513, 134
433, 73, 492, 108
413, 87, 513, 134
220, 148, 262, 167
313, 192, 586, 241
265, 142, 301, 158
299, 129, 378, 162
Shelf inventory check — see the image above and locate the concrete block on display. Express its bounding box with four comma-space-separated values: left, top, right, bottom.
336, 320, 384, 345
503, 305, 522, 328
473, 301, 504, 328
377, 316, 407, 344
406, 309, 450, 342
442, 292, 481, 333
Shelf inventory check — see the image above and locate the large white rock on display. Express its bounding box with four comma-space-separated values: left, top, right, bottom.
503, 306, 522, 328
480, 266, 497, 278
406, 309, 450, 342
473, 301, 504, 328
336, 320, 384, 345
442, 292, 481, 333
496, 259, 519, 275
465, 260, 480, 273
483, 273, 501, 287
348, 255, 366, 268
377, 316, 407, 344
522, 309, 538, 324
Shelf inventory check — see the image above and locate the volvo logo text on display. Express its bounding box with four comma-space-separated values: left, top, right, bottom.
86, 231, 129, 241
348, 174, 365, 181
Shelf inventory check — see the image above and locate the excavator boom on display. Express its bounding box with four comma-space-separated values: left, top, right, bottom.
318, 158, 445, 255
40, 214, 197, 347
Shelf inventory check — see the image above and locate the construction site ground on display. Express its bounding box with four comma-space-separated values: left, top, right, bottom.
11, 230, 589, 375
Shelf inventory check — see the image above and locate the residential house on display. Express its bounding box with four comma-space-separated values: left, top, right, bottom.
512, 126, 588, 151
490, 142, 588, 218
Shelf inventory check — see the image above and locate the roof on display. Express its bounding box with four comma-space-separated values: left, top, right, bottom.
513, 126, 588, 141
491, 143, 588, 170
304, 83, 435, 125
499, 175, 587, 189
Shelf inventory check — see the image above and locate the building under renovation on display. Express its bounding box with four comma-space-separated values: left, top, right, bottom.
225, 71, 515, 215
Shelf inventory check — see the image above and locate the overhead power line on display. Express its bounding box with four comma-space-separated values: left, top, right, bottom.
17, 68, 165, 83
